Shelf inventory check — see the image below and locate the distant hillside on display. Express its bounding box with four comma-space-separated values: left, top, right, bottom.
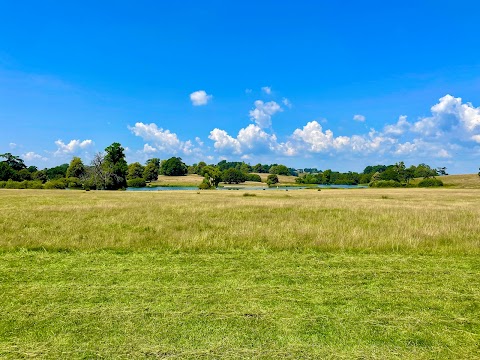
439, 174, 480, 188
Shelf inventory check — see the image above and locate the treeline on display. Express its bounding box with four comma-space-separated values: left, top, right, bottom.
295, 162, 445, 187
0, 144, 291, 190
189, 160, 296, 176
1, 144, 447, 190
0, 143, 134, 190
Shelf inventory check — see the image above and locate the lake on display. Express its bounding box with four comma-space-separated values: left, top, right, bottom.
126, 184, 368, 191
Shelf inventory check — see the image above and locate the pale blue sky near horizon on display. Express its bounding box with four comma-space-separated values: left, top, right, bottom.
1, 1, 480, 173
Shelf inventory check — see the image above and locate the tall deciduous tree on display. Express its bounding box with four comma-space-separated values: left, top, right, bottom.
222, 168, 246, 184
0, 153, 26, 171
0, 162, 15, 181
160, 157, 187, 176
127, 162, 145, 180
104, 143, 128, 189
203, 166, 222, 188
66, 157, 86, 178
143, 158, 161, 181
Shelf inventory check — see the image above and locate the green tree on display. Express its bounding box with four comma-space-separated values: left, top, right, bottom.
195, 161, 207, 175
394, 162, 406, 183
66, 157, 86, 179
104, 142, 128, 189
160, 157, 187, 176
0, 153, 26, 171
17, 169, 32, 181
371, 172, 381, 182
199, 166, 222, 189
414, 163, 437, 179
146, 158, 161, 170
143, 158, 161, 181
379, 166, 399, 182
143, 163, 158, 182
222, 168, 246, 184
322, 169, 332, 184
266, 174, 279, 186
269, 164, 289, 175
32, 170, 48, 183
239, 162, 251, 174
405, 166, 416, 184
0, 162, 15, 181
45, 164, 69, 180
253, 163, 263, 173
127, 162, 145, 180
363, 165, 387, 174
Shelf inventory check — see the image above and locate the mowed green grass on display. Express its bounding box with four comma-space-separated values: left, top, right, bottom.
0, 189, 479, 359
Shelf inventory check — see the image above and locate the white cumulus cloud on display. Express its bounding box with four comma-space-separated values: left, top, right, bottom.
54, 139, 93, 156
143, 144, 157, 154
129, 123, 182, 152
383, 115, 410, 136
209, 124, 278, 155
291, 121, 351, 152
249, 100, 282, 128
412, 94, 480, 137
472, 134, 480, 143
209, 128, 241, 154
130, 122, 204, 158
190, 90, 212, 106
23, 151, 48, 162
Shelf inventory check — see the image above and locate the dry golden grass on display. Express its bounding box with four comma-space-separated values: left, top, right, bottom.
253, 173, 297, 184
149, 174, 204, 186
440, 173, 480, 188
1, 188, 479, 253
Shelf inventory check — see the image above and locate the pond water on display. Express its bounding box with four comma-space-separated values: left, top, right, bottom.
318, 184, 368, 189
126, 184, 367, 191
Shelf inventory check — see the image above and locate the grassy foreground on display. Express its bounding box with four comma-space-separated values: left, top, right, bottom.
0, 189, 479, 358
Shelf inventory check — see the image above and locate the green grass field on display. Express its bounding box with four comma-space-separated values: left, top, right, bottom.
0, 189, 479, 358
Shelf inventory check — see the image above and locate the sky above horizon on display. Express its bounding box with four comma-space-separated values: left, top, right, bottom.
1, 1, 480, 174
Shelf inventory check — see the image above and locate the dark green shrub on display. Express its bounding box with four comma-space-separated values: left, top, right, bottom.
369, 180, 402, 188
127, 178, 146, 188
266, 174, 279, 186
333, 179, 357, 185
222, 168, 246, 184
245, 173, 262, 182
5, 180, 21, 189
44, 180, 67, 189
27, 181, 44, 189
66, 177, 82, 188
418, 178, 443, 187
198, 180, 214, 190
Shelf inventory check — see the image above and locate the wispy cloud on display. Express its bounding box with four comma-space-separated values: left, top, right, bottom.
261, 86, 272, 95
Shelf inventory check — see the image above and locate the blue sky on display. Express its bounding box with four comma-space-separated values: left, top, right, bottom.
1, 1, 480, 173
